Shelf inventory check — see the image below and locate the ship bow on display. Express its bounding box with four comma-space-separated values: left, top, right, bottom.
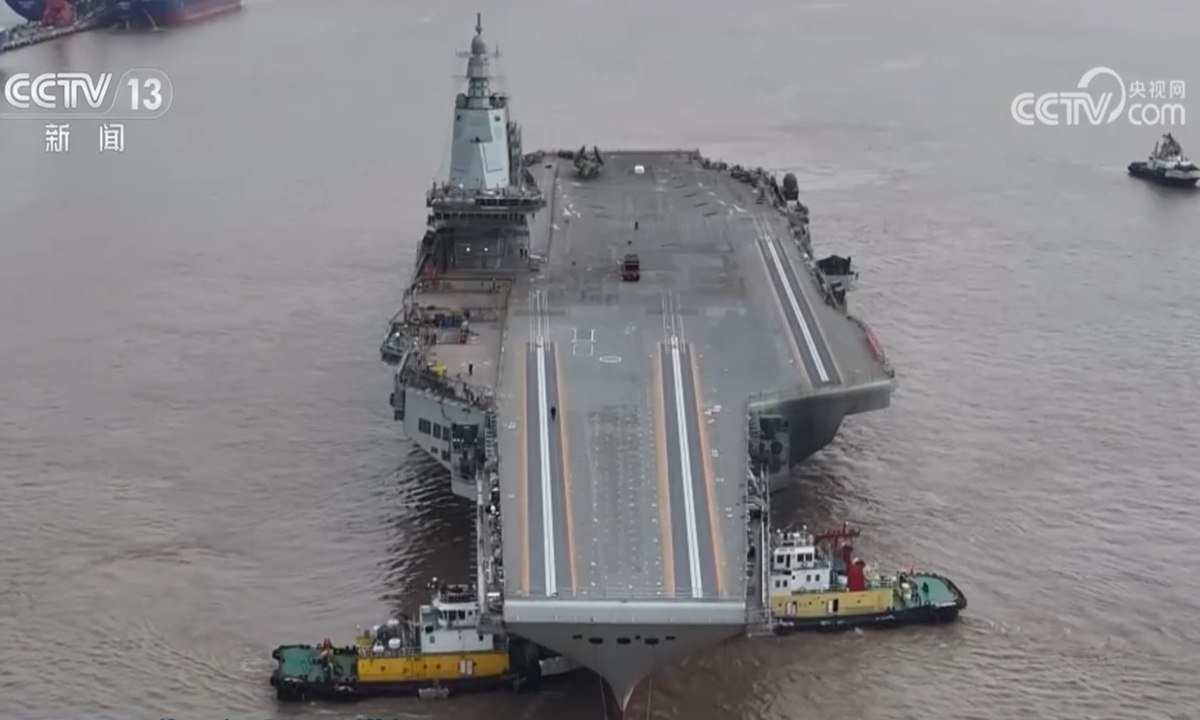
503, 600, 746, 712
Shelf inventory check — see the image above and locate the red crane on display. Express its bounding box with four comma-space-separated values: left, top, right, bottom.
812, 522, 861, 546
42, 0, 76, 27
814, 522, 864, 589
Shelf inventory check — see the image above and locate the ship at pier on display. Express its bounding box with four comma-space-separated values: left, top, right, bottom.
4, 0, 57, 22
3, 0, 237, 29
0, 0, 110, 53
380, 15, 897, 710
2, 0, 93, 27
114, 0, 240, 27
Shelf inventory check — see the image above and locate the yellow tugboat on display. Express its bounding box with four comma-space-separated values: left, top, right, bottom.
270, 581, 575, 702
767, 523, 967, 631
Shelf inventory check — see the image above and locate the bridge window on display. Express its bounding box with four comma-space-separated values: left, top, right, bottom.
644, 638, 660, 646
572, 634, 583, 640
588, 637, 604, 645
433, 425, 442, 439
418, 419, 432, 434
616, 637, 631, 645
665, 636, 676, 641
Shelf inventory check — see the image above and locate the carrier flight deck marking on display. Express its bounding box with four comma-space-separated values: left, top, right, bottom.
690, 348, 725, 594
554, 336, 579, 594
519, 333, 530, 594
524, 289, 574, 597
659, 292, 720, 598
752, 214, 841, 386
652, 341, 676, 596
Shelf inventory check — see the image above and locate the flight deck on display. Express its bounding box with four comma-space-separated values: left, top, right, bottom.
493, 151, 894, 608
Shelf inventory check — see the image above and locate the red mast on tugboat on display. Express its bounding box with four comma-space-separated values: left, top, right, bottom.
812, 522, 865, 590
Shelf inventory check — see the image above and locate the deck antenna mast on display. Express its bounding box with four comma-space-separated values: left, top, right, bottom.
455, 13, 505, 83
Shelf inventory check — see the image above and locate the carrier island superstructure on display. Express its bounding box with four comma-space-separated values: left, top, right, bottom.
381, 15, 897, 710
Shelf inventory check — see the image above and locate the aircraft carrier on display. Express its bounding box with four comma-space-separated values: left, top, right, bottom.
381, 15, 896, 711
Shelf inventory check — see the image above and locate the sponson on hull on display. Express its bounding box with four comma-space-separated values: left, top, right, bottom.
1128, 133, 1200, 187
379, 14, 898, 711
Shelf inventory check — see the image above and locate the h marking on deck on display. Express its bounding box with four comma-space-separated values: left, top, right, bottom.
572, 327, 595, 357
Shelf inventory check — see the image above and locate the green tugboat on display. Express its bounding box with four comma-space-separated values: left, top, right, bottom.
766, 523, 967, 632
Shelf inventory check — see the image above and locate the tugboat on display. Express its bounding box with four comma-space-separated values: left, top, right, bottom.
767, 523, 966, 632
1128, 133, 1200, 187
270, 581, 577, 702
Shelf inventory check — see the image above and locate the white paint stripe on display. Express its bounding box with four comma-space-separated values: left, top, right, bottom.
536, 341, 556, 596
763, 233, 829, 383
536, 291, 557, 596
670, 336, 703, 598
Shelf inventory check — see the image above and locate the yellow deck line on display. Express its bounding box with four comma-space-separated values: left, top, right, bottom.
653, 344, 675, 596
519, 346, 529, 594
554, 345, 577, 595
690, 345, 725, 595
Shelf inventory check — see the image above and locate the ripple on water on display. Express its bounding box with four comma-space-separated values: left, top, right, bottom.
3, 545, 264, 715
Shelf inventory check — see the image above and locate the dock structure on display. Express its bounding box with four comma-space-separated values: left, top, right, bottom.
382, 15, 896, 712
0, 0, 114, 55
0, 19, 93, 54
